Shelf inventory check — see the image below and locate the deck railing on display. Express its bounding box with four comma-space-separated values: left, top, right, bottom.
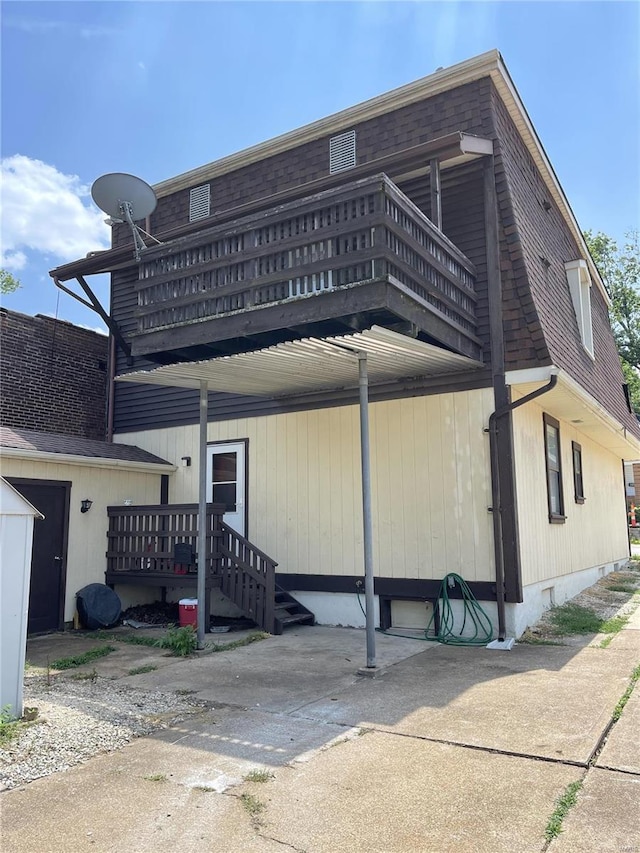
105, 504, 278, 633
106, 503, 224, 580
219, 522, 277, 634
134, 173, 477, 343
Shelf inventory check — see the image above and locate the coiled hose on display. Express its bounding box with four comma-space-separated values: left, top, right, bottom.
423, 573, 493, 645
360, 572, 493, 646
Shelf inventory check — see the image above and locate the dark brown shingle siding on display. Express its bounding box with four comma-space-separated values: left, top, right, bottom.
490, 87, 638, 437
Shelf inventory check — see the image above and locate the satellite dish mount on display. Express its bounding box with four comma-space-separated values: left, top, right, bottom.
91, 173, 161, 261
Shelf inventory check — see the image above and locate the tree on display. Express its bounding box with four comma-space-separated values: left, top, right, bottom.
0, 269, 21, 294
584, 229, 640, 412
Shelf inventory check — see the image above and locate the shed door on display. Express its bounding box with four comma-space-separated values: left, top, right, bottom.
9, 480, 70, 634
206, 442, 246, 537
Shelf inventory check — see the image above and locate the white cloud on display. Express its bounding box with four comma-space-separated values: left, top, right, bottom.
0, 155, 111, 270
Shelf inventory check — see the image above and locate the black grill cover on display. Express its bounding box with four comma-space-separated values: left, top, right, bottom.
76, 583, 122, 630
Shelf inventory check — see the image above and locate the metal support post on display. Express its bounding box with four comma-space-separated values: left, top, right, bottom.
197, 380, 208, 649
358, 352, 376, 668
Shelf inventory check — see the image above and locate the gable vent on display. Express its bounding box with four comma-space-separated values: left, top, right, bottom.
189, 184, 211, 221
329, 130, 357, 174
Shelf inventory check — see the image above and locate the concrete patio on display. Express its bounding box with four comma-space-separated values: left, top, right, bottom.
2, 613, 639, 852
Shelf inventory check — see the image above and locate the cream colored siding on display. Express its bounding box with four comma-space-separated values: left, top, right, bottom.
117, 388, 495, 583
512, 400, 628, 587
1, 458, 162, 621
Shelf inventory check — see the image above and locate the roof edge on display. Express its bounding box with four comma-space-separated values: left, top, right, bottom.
152, 50, 501, 198
0, 446, 176, 473
507, 365, 640, 457
489, 55, 609, 304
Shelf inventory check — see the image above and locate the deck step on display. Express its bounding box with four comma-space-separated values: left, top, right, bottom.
273, 585, 315, 635
279, 613, 315, 626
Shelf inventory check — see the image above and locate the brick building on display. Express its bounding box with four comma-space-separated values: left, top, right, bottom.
0, 308, 108, 440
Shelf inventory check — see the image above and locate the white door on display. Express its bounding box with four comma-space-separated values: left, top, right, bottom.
206, 442, 246, 537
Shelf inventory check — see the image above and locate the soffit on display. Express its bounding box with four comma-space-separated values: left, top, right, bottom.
508, 369, 640, 459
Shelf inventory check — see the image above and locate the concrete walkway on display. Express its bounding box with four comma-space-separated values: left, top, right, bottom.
2, 617, 640, 853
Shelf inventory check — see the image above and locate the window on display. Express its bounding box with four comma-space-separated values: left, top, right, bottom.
564, 260, 594, 357
189, 184, 211, 221
543, 413, 565, 523
572, 441, 585, 504
329, 130, 357, 174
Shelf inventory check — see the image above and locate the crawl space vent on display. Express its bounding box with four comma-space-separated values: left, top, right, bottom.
329, 130, 357, 174
189, 184, 211, 221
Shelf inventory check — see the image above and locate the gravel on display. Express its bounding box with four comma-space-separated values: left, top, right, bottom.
0, 676, 206, 790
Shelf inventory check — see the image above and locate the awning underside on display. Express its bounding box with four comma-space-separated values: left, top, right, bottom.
117, 326, 484, 397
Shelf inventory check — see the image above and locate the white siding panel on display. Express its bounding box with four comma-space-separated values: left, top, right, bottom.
513, 401, 628, 586
117, 388, 495, 583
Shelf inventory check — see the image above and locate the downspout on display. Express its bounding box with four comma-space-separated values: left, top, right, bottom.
483, 149, 558, 640
106, 332, 116, 442
489, 372, 558, 639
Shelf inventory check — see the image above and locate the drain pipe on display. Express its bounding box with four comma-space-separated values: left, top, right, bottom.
489, 371, 558, 640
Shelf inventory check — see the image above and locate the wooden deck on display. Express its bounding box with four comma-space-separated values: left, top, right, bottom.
131, 173, 480, 361
105, 503, 278, 632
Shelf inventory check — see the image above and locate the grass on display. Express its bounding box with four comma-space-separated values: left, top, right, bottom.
51, 645, 116, 670
92, 629, 270, 656
240, 793, 265, 818
155, 625, 197, 656
144, 773, 167, 782
548, 604, 628, 637
0, 706, 22, 747
244, 769, 273, 783
600, 615, 629, 634
208, 632, 270, 653
605, 583, 638, 593
94, 631, 158, 648
612, 663, 640, 722
128, 664, 158, 676
544, 780, 583, 841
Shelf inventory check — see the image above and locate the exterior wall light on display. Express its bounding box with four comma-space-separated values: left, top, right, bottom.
80, 499, 93, 514
181, 456, 192, 467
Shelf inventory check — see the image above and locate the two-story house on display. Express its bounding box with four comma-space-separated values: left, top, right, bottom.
48, 50, 639, 639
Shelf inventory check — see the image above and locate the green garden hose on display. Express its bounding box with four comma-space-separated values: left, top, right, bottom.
359, 572, 494, 646
422, 573, 493, 646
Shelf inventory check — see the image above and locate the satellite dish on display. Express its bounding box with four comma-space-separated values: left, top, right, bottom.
91, 173, 159, 260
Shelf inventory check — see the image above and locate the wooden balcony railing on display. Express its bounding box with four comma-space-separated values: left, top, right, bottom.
133, 173, 478, 356
105, 503, 278, 633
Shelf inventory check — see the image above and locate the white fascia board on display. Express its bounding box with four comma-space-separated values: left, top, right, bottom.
555, 369, 640, 452
460, 134, 494, 156
0, 447, 176, 474
505, 366, 558, 385
507, 366, 640, 458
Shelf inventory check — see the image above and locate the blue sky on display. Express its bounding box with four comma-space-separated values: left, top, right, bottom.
1, 1, 638, 330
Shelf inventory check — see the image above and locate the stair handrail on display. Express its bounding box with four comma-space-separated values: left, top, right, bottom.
218, 521, 277, 633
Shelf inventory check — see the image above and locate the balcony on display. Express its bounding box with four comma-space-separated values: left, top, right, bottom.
132, 174, 481, 362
